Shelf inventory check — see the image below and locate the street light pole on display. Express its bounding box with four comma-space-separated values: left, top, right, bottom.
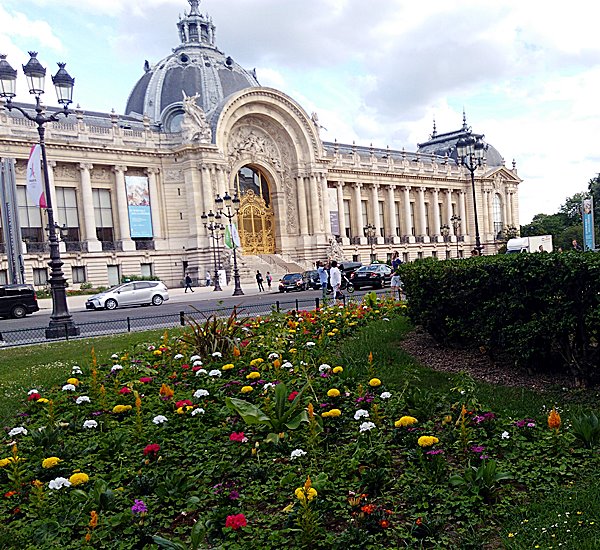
451, 214, 461, 258
0, 52, 79, 338
455, 134, 485, 254
364, 223, 376, 263
201, 210, 223, 291
216, 191, 244, 296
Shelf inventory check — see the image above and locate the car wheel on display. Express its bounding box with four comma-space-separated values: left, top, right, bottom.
105, 298, 118, 310
11, 305, 27, 319
151, 295, 164, 306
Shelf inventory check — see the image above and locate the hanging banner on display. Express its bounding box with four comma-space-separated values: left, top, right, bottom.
328, 187, 340, 236
26, 145, 46, 208
125, 176, 153, 238
582, 197, 595, 251
224, 222, 241, 249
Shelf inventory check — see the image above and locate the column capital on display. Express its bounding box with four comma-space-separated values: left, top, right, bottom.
418, 186, 427, 193
113, 165, 128, 174
335, 180, 344, 189
79, 163, 93, 172
49, 160, 57, 169
403, 185, 411, 192
146, 167, 160, 175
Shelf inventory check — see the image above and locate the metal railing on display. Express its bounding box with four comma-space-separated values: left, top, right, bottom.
0, 296, 362, 347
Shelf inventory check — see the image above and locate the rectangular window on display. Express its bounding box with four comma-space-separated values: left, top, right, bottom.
395, 202, 401, 236
378, 202, 385, 236
431, 250, 437, 259
361, 200, 368, 230
410, 203, 416, 236
352, 254, 359, 263
402, 252, 409, 263
417, 251, 423, 260
17, 186, 44, 242
386, 252, 392, 263
424, 203, 430, 235
140, 263, 153, 278
446, 250, 451, 260
343, 200, 351, 238
33, 268, 48, 286
72, 266, 86, 284
93, 189, 114, 242
107, 265, 120, 287
56, 187, 80, 242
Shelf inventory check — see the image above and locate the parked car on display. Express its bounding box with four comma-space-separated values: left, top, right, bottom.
350, 264, 393, 289
339, 261, 363, 279
0, 284, 39, 318
85, 281, 169, 310
302, 270, 320, 290
278, 273, 305, 292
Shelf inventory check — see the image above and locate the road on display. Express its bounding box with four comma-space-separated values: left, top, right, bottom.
0, 286, 389, 346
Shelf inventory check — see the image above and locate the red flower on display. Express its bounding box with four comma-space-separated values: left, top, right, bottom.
181, 364, 190, 370
28, 393, 41, 401
380, 519, 390, 529
139, 377, 153, 384
288, 391, 299, 402
175, 399, 192, 408
361, 504, 375, 514
241, 340, 250, 347
143, 443, 160, 456
225, 513, 247, 530
4, 491, 16, 498
119, 387, 132, 395
229, 432, 246, 442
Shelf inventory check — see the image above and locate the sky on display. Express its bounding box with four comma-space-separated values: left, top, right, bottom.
2, 0, 600, 225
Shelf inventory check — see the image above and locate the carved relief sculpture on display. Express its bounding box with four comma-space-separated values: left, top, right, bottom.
181, 91, 212, 144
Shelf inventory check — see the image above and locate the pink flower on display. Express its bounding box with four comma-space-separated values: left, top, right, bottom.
119, 387, 132, 395
288, 391, 299, 402
225, 513, 247, 530
143, 443, 160, 456
28, 393, 41, 401
139, 377, 153, 384
229, 432, 248, 443
175, 399, 193, 408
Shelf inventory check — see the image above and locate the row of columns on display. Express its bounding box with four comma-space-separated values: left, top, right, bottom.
295, 172, 329, 236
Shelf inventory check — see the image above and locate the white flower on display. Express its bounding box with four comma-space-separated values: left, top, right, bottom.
362, 305, 368, 309
300, 360, 307, 366
191, 408, 205, 416
501, 431, 510, 439
359, 421, 376, 433
354, 409, 370, 420
268, 352, 279, 360
173, 353, 184, 360
62, 384, 76, 392
49, 477, 72, 490
193, 389, 210, 398
71, 366, 82, 374
147, 346, 155, 351
111, 364, 123, 373
383, 317, 390, 322
281, 362, 293, 369
380, 392, 392, 399
76, 396, 91, 405
211, 352, 222, 358
290, 449, 307, 460
8, 427, 27, 437
195, 369, 207, 376
152, 415, 168, 425
319, 364, 331, 372
263, 383, 276, 391
28, 389, 39, 395
190, 355, 201, 362
242, 327, 251, 332
208, 369, 222, 377
192, 360, 203, 367
306, 342, 316, 347
111, 353, 119, 359
83, 420, 98, 429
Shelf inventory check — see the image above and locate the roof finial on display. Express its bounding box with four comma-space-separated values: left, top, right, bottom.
188, 0, 200, 15
462, 108, 468, 131
431, 118, 437, 138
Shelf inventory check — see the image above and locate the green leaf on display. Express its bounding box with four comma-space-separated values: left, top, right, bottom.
226, 397, 271, 426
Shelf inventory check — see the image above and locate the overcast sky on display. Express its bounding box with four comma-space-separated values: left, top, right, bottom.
2, 0, 599, 225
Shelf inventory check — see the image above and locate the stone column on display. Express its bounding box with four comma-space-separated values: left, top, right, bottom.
335, 181, 345, 238
507, 190, 513, 227
417, 187, 427, 236
459, 190, 467, 236
296, 175, 309, 236
403, 186, 412, 236
353, 183, 363, 238
319, 173, 330, 233
445, 190, 454, 235
371, 184, 381, 237
309, 174, 321, 234
386, 185, 397, 238
431, 188, 440, 235
147, 168, 162, 240
485, 190, 493, 234
113, 165, 135, 251
79, 163, 101, 252
47, 162, 64, 253
201, 165, 212, 217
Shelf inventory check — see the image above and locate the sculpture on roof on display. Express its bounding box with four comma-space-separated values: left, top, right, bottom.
327, 237, 345, 262
181, 91, 212, 143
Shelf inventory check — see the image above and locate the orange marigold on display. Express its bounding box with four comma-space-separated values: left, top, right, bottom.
548, 407, 561, 430
159, 383, 174, 399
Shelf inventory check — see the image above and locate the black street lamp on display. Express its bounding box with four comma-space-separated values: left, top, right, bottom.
455, 133, 485, 254
0, 52, 79, 339
216, 191, 243, 296
451, 214, 461, 258
201, 210, 224, 291
364, 223, 376, 263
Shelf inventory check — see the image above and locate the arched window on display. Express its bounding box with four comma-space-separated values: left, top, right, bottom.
493, 194, 503, 239
235, 166, 271, 206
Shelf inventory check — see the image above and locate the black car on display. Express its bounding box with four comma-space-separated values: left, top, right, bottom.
350, 264, 393, 289
339, 261, 363, 279
302, 270, 320, 290
278, 273, 305, 292
0, 284, 40, 318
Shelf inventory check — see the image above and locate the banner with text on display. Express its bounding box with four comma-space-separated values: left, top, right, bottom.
582, 197, 595, 251
125, 176, 153, 238
328, 187, 340, 236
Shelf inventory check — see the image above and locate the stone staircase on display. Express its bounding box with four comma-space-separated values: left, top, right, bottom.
233, 254, 311, 286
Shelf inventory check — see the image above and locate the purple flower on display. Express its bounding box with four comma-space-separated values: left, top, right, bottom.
131, 499, 147, 514
473, 412, 496, 424
228, 490, 240, 500
470, 445, 485, 453
426, 449, 444, 455
515, 418, 536, 428
480, 454, 490, 460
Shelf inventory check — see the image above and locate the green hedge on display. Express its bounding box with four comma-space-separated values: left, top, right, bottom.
399, 252, 600, 384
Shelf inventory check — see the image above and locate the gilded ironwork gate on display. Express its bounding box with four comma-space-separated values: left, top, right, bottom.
237, 189, 275, 254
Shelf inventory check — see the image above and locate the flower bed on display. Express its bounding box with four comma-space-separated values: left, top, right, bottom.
0, 297, 598, 548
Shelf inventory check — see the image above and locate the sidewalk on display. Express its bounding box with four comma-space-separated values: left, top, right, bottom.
36, 283, 276, 312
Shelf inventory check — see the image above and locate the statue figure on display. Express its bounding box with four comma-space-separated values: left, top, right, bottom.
311, 111, 327, 136
327, 237, 345, 262
181, 91, 212, 143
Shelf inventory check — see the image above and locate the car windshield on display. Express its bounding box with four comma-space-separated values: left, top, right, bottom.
357, 266, 380, 272
283, 274, 301, 281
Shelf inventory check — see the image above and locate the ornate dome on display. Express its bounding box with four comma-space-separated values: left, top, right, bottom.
125, 0, 259, 132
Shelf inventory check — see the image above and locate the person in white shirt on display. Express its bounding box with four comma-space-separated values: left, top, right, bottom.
329, 260, 342, 300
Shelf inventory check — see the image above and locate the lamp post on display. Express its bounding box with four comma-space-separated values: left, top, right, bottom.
451, 214, 461, 258
364, 223, 376, 263
455, 133, 485, 254
0, 52, 79, 339
216, 191, 244, 296
201, 210, 224, 291
440, 223, 450, 258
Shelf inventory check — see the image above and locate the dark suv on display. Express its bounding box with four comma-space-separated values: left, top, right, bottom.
278, 273, 305, 292
0, 284, 40, 318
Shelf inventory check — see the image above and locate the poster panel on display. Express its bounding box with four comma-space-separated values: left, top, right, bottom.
582, 197, 595, 251
125, 176, 153, 238
328, 187, 340, 236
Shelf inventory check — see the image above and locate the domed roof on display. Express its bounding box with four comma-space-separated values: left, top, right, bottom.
125, 0, 259, 132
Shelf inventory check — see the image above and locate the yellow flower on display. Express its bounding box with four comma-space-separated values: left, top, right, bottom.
327, 332, 335, 336
369, 378, 381, 387
249, 358, 264, 367
241, 386, 254, 394
332, 366, 343, 374
322, 408, 341, 418
42, 457, 62, 469
69, 472, 90, 486
153, 350, 162, 356
295, 486, 318, 502
548, 407, 561, 430
289, 348, 297, 354
327, 388, 341, 398
37, 398, 49, 404
176, 407, 185, 414
112, 405, 132, 414
246, 371, 261, 380
395, 416, 418, 428
417, 436, 439, 448
222, 363, 235, 371
67, 377, 80, 386
0, 458, 11, 468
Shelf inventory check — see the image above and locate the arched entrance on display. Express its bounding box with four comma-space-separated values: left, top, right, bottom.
234, 166, 275, 254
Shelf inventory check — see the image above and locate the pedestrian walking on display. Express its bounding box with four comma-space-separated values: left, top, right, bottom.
316, 261, 329, 301
256, 270, 265, 292
184, 273, 194, 293
390, 271, 402, 300
392, 251, 402, 271
266, 271, 273, 290
329, 260, 342, 302
205, 270, 212, 287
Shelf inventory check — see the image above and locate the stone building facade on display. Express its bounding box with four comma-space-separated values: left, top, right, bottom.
0, 0, 521, 288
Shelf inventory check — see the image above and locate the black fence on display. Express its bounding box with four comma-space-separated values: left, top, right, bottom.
0, 296, 359, 347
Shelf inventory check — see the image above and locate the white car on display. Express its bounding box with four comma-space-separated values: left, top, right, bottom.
85, 281, 169, 310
